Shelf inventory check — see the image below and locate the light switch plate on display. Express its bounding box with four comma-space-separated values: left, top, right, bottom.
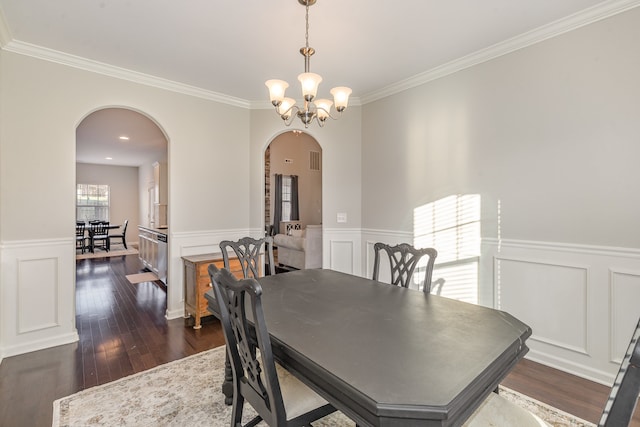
337, 212, 347, 223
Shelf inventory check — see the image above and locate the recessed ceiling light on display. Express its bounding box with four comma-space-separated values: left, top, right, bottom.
119, 136, 129, 140
105, 157, 113, 160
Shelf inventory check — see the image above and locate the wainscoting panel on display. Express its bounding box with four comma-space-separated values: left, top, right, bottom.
18, 257, 59, 334
324, 228, 362, 276
487, 239, 640, 385
610, 268, 640, 364
497, 257, 588, 354
0, 238, 78, 361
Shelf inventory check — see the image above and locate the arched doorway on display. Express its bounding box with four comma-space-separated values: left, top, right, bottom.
76, 107, 168, 250
265, 130, 322, 238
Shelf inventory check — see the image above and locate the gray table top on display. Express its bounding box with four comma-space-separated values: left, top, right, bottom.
207, 268, 531, 426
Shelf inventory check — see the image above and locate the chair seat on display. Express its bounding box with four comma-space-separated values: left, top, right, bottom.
464, 392, 550, 426
275, 362, 329, 421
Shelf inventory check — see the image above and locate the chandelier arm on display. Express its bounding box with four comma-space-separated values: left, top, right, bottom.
315, 106, 343, 121
275, 104, 300, 127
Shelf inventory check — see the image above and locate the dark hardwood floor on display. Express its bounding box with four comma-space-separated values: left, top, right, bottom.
0, 254, 636, 426
0, 254, 225, 427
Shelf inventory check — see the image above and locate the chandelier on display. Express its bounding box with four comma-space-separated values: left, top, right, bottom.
265, 0, 352, 128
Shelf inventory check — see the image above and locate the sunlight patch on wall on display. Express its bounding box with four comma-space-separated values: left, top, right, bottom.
414, 194, 481, 303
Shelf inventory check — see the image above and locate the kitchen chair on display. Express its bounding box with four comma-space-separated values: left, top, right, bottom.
108, 219, 128, 249
372, 242, 438, 293
219, 236, 275, 279
465, 315, 640, 426
75, 223, 87, 253
89, 221, 110, 253
208, 264, 336, 427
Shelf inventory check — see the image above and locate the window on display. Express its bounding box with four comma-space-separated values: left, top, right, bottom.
413, 194, 481, 303
76, 184, 110, 222
281, 175, 292, 222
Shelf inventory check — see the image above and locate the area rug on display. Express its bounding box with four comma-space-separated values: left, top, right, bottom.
76, 248, 139, 260
52, 345, 595, 426
125, 272, 160, 284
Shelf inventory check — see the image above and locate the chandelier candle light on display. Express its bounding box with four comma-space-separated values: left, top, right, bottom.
265, 0, 352, 128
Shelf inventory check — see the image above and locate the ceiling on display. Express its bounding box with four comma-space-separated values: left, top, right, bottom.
1, 0, 635, 165
76, 108, 168, 167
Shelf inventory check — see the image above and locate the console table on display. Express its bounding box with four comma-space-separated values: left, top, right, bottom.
181, 253, 242, 329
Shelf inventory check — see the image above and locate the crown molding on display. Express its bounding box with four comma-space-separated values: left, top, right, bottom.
1, 39, 250, 108
360, 0, 640, 104
1, 0, 638, 107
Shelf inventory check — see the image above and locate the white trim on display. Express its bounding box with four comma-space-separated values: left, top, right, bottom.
526, 349, 614, 387
360, 0, 640, 104
0, 331, 79, 360
485, 237, 640, 258
360, 228, 413, 240
1, 1, 637, 107
0, 237, 72, 249
2, 40, 250, 108
170, 227, 258, 241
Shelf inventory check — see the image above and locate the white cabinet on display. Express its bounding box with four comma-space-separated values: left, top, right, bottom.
153, 162, 168, 227
138, 226, 167, 284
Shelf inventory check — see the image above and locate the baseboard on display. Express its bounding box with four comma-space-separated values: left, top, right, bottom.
0, 331, 79, 360
165, 307, 185, 320
526, 350, 614, 387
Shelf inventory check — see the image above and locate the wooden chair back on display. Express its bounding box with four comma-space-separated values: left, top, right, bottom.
372, 242, 438, 293
219, 236, 275, 279
208, 264, 289, 426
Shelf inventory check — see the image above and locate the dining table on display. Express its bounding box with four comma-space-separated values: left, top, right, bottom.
78, 222, 122, 252
205, 268, 531, 426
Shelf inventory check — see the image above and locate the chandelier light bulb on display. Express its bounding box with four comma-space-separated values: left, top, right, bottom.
314, 99, 333, 121
330, 87, 352, 112
278, 98, 296, 119
265, 80, 289, 106
298, 73, 322, 101
265, 0, 350, 127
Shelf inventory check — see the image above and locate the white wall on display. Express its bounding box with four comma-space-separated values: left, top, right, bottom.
0, 50, 250, 358
250, 108, 363, 275
2, 3, 638, 388
361, 8, 640, 384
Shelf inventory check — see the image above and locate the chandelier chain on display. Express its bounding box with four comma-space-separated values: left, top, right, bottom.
305, 2, 310, 50
265, 0, 351, 128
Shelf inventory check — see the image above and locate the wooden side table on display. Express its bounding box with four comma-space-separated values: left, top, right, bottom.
182, 253, 242, 329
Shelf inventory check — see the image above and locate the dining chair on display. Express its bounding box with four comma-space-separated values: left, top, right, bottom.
208, 264, 336, 427
108, 219, 128, 249
372, 242, 438, 293
75, 223, 87, 253
465, 315, 640, 426
219, 236, 275, 279
89, 221, 110, 253
216, 236, 275, 405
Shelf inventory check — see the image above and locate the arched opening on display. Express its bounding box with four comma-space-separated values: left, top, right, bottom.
75, 106, 169, 283
265, 130, 322, 270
